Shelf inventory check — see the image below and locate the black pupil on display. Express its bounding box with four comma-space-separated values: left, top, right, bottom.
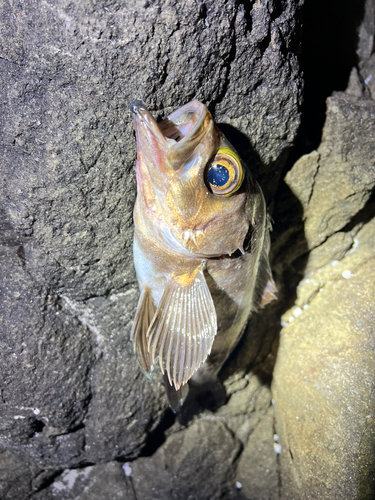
207, 164, 229, 187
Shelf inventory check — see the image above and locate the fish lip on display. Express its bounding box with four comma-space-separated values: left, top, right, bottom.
165, 100, 208, 146
130, 100, 168, 148
129, 100, 147, 114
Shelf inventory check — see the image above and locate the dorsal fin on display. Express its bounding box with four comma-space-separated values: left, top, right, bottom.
131, 288, 155, 378
253, 217, 277, 309
147, 267, 217, 390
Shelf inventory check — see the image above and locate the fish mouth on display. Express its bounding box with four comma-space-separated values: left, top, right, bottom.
130, 100, 211, 149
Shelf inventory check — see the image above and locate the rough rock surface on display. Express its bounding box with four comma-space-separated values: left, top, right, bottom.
33, 462, 135, 500
1, 0, 375, 499
272, 89, 375, 499
0, 0, 303, 498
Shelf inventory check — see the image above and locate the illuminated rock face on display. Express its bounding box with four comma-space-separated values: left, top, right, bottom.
272, 92, 375, 500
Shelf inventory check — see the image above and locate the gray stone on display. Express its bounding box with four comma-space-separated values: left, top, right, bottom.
0, 449, 35, 500
0, 0, 304, 492
34, 462, 134, 500
236, 408, 279, 500
131, 419, 241, 500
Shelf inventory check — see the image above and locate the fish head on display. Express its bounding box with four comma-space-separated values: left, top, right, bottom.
131, 100, 257, 258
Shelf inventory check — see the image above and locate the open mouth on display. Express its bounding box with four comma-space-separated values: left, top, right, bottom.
130, 100, 207, 148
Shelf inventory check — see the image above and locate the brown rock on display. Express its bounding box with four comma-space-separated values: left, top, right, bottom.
285, 93, 375, 251
273, 221, 375, 499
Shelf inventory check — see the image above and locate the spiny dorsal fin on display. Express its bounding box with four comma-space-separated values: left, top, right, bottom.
147, 267, 217, 390
131, 288, 155, 378
253, 217, 277, 310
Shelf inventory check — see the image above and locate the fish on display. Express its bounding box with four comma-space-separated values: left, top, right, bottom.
130, 99, 276, 410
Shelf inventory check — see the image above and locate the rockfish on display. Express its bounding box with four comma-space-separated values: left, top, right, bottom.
130, 100, 276, 409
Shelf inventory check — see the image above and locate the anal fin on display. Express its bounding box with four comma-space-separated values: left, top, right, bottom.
261, 278, 277, 307
147, 267, 217, 391
131, 288, 155, 378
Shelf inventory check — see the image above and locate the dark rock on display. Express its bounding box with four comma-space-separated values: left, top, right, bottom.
236, 408, 279, 500
0, 0, 304, 493
131, 419, 241, 500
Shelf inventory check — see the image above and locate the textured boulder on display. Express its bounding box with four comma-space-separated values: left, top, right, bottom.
272, 90, 375, 499
131, 419, 241, 500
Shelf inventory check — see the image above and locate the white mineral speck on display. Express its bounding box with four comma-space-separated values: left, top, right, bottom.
123, 463, 132, 477
236, 481, 242, 489
293, 307, 302, 317
274, 443, 282, 454
280, 320, 287, 327
273, 434, 279, 442
342, 270, 353, 279
288, 316, 295, 323
365, 75, 372, 85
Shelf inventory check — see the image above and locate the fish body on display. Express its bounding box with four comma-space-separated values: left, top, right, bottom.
130, 100, 275, 408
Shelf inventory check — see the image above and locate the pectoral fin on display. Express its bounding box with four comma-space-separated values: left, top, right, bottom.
147, 267, 217, 390
163, 373, 190, 412
131, 287, 155, 378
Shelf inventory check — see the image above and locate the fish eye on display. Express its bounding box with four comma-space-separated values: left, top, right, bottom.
205, 148, 244, 196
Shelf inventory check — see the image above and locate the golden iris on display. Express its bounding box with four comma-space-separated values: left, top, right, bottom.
206, 148, 244, 196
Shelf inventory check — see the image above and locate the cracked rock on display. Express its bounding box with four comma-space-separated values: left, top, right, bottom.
285, 92, 375, 251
